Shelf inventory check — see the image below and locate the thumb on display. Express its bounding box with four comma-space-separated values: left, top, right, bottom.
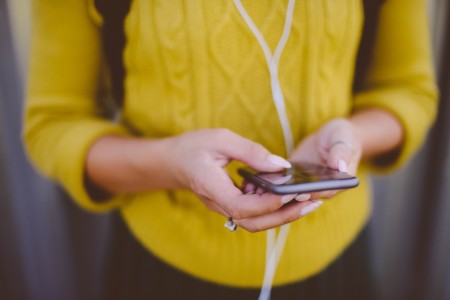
220, 131, 291, 171
326, 141, 353, 174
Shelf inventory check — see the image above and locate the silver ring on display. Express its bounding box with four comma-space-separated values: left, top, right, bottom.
224, 217, 238, 232
330, 140, 353, 150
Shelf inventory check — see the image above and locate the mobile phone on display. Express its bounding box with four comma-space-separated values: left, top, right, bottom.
238, 161, 359, 195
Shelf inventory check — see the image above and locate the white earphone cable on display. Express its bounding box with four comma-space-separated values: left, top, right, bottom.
232, 0, 295, 154
232, 1, 297, 299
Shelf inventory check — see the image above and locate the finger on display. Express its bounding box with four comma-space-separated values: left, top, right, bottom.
200, 196, 229, 216
255, 187, 265, 195
198, 168, 289, 220
327, 141, 353, 173
346, 158, 360, 176
309, 190, 338, 200
271, 174, 292, 185
242, 182, 256, 194
224, 192, 289, 220
215, 129, 291, 171
234, 200, 323, 232
295, 193, 312, 201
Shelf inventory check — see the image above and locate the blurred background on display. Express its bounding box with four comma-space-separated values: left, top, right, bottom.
1, 0, 450, 299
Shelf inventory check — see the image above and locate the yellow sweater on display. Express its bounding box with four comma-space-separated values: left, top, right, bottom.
25, 0, 437, 287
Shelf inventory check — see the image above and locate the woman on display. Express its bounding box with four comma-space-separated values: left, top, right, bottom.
24, 0, 437, 298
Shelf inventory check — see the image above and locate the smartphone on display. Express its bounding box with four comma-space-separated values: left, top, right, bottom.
238, 161, 359, 195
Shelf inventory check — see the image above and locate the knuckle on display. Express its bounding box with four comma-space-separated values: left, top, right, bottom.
321, 191, 337, 199
286, 209, 301, 223
227, 206, 243, 220
189, 175, 204, 195
247, 227, 259, 233
251, 224, 265, 233
215, 128, 234, 140
247, 142, 266, 158
240, 222, 261, 233
271, 198, 283, 211
261, 195, 282, 213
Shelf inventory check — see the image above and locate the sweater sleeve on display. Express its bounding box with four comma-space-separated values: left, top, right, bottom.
353, 0, 438, 172
24, 0, 130, 212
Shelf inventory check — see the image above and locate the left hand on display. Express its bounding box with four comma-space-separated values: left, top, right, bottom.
289, 118, 362, 199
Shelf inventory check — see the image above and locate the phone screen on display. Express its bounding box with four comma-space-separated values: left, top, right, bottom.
238, 162, 359, 195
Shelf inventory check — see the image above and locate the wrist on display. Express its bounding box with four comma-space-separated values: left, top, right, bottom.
349, 108, 403, 159
86, 135, 184, 195
140, 136, 187, 190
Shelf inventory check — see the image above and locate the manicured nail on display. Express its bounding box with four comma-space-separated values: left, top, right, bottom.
338, 159, 348, 173
243, 182, 256, 194
281, 194, 298, 204
267, 155, 292, 169
272, 174, 292, 185
295, 193, 311, 202
300, 200, 323, 217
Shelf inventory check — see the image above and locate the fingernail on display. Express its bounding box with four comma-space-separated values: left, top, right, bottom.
338, 159, 348, 173
295, 193, 311, 201
267, 155, 292, 169
281, 194, 298, 204
300, 200, 323, 217
243, 182, 255, 194
272, 174, 292, 185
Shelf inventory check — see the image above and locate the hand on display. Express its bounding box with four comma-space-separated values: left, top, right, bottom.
167, 129, 322, 232
289, 118, 363, 199
86, 109, 398, 230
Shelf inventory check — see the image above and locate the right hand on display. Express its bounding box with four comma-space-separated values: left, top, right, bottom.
165, 129, 322, 232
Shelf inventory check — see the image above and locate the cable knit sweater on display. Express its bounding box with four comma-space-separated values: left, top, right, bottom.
25, 0, 437, 287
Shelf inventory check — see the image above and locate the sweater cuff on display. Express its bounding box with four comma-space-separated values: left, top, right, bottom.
353, 87, 437, 173
56, 120, 130, 212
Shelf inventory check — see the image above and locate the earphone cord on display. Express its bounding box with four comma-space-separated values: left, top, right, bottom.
232, 0, 297, 299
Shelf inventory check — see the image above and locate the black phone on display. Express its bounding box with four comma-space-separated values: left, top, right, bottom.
238, 161, 359, 195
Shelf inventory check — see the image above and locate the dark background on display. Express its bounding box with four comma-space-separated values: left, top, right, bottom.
1, 0, 450, 299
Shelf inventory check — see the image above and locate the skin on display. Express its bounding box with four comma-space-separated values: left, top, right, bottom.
86, 108, 403, 232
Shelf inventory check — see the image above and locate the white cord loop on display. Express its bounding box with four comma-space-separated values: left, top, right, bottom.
232, 0, 295, 154
232, 1, 297, 299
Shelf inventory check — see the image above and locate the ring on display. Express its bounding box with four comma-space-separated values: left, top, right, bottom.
224, 217, 238, 232
330, 140, 353, 150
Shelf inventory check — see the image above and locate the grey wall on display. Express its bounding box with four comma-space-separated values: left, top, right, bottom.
369, 1, 450, 299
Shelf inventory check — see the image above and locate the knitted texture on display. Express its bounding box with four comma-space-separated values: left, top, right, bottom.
25, 0, 437, 287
